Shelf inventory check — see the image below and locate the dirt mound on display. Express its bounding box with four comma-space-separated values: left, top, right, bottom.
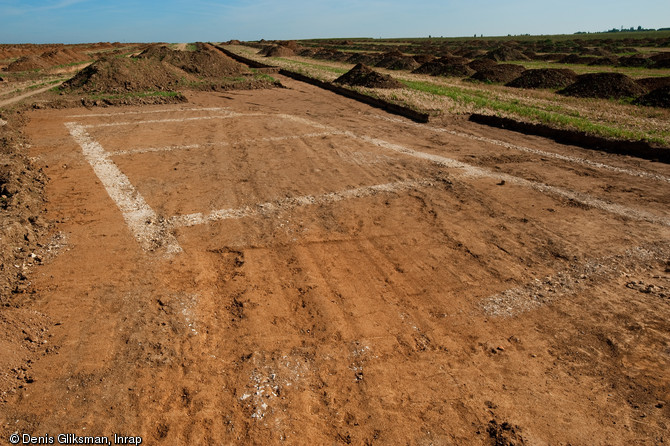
297, 48, 317, 57
469, 64, 526, 83
413, 56, 474, 77
587, 56, 619, 66
506, 68, 578, 89
346, 53, 381, 65
412, 54, 435, 64
313, 48, 349, 62
468, 58, 498, 71
633, 86, 670, 108
62, 57, 182, 93
374, 51, 419, 71
559, 54, 598, 65
651, 58, 670, 69
484, 47, 530, 61
636, 76, 670, 92
334, 63, 403, 88
263, 45, 295, 57
139, 43, 247, 77
558, 72, 646, 99
5, 55, 50, 72
619, 55, 651, 68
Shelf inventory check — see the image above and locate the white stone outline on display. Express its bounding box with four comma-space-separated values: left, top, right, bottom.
65, 109, 670, 255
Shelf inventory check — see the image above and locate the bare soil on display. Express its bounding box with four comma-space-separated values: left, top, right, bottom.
506, 68, 578, 89
559, 73, 647, 99
469, 64, 527, 84
334, 63, 403, 89
0, 72, 669, 445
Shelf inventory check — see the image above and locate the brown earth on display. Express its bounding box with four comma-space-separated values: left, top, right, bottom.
374, 51, 420, 71
139, 43, 247, 78
62, 57, 184, 94
0, 64, 669, 446
413, 56, 475, 77
506, 68, 578, 89
636, 76, 670, 92
263, 46, 296, 58
558, 73, 647, 99
634, 86, 670, 108
484, 47, 530, 62
5, 55, 51, 72
469, 64, 527, 84
334, 63, 403, 88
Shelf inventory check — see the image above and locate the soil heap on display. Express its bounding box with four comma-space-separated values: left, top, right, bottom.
333, 63, 403, 89
5, 55, 50, 72
506, 68, 578, 89
468, 58, 498, 71
413, 56, 474, 77
636, 76, 670, 92
263, 45, 296, 57
558, 72, 647, 99
374, 51, 420, 71
62, 57, 182, 94
484, 47, 530, 62
469, 64, 526, 83
346, 53, 382, 66
633, 86, 670, 108
618, 55, 651, 68
559, 54, 598, 65
588, 56, 619, 66
139, 43, 247, 78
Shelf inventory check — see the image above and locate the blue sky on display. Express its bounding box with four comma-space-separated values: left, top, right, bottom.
1, 0, 669, 44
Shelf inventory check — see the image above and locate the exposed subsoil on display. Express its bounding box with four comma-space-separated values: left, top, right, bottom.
334, 63, 403, 89
0, 72, 668, 445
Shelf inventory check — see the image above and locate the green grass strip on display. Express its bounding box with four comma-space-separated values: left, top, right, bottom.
401, 80, 668, 145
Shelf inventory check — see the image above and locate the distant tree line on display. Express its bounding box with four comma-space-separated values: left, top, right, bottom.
574, 26, 668, 34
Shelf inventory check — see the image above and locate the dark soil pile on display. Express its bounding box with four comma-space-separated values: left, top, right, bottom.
506, 68, 578, 89
636, 76, 670, 92
634, 86, 670, 108
588, 56, 619, 66
651, 58, 670, 69
469, 64, 526, 83
374, 51, 419, 71
468, 58, 498, 71
413, 56, 474, 77
333, 63, 403, 88
313, 48, 349, 62
412, 54, 435, 64
139, 43, 247, 78
559, 54, 598, 65
5, 55, 50, 72
346, 53, 382, 65
297, 48, 317, 57
619, 55, 652, 68
62, 57, 183, 93
558, 73, 647, 99
263, 45, 296, 57
484, 47, 530, 61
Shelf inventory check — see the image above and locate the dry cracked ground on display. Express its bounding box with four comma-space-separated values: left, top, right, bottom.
1, 74, 669, 445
